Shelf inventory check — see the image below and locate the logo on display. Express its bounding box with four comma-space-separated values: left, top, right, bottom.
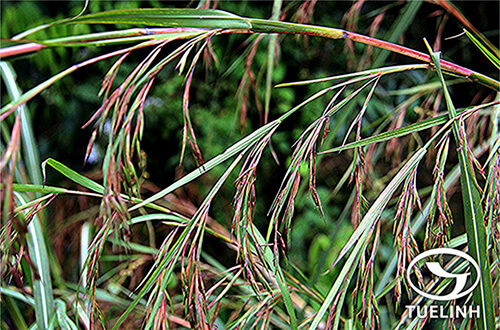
406, 248, 480, 301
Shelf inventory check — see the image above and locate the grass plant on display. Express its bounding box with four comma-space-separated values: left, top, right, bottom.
1, 1, 499, 329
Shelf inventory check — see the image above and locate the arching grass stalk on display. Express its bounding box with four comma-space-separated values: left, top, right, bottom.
1, 9, 498, 90
0, 30, 206, 120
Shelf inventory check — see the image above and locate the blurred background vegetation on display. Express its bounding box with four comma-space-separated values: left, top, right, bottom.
1, 0, 499, 328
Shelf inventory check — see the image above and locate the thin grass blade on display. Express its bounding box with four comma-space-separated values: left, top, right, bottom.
463, 29, 500, 69
427, 42, 495, 330
322, 101, 499, 153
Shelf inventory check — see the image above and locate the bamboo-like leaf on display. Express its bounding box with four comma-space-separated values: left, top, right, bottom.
59, 8, 253, 30
57, 8, 344, 40
426, 41, 494, 330
42, 158, 104, 194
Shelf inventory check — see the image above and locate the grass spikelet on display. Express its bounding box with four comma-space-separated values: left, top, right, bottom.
0, 114, 22, 267
179, 32, 218, 165
424, 135, 453, 249
392, 164, 422, 304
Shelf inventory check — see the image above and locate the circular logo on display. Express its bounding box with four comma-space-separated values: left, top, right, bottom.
406, 248, 480, 301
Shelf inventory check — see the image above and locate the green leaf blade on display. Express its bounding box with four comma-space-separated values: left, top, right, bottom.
427, 42, 495, 330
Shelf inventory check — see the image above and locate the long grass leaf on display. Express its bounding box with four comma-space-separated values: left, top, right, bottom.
275, 64, 428, 87
10, 183, 101, 197
0, 62, 42, 186
372, 0, 422, 67
42, 158, 104, 194
322, 101, 499, 153
60, 8, 252, 30
464, 29, 500, 69
427, 41, 495, 330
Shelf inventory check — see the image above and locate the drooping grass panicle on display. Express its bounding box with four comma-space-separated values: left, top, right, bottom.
392, 164, 423, 304
1, 34, 201, 122
352, 221, 381, 329
179, 31, 219, 166
1, 114, 22, 220
236, 34, 265, 128
424, 134, 453, 249
268, 79, 377, 252
0, 114, 23, 272
292, 0, 317, 25
232, 129, 276, 290
77, 33, 224, 322
343, 76, 380, 227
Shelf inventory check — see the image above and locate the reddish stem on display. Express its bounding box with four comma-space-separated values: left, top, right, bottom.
345, 31, 472, 76
0, 43, 46, 58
